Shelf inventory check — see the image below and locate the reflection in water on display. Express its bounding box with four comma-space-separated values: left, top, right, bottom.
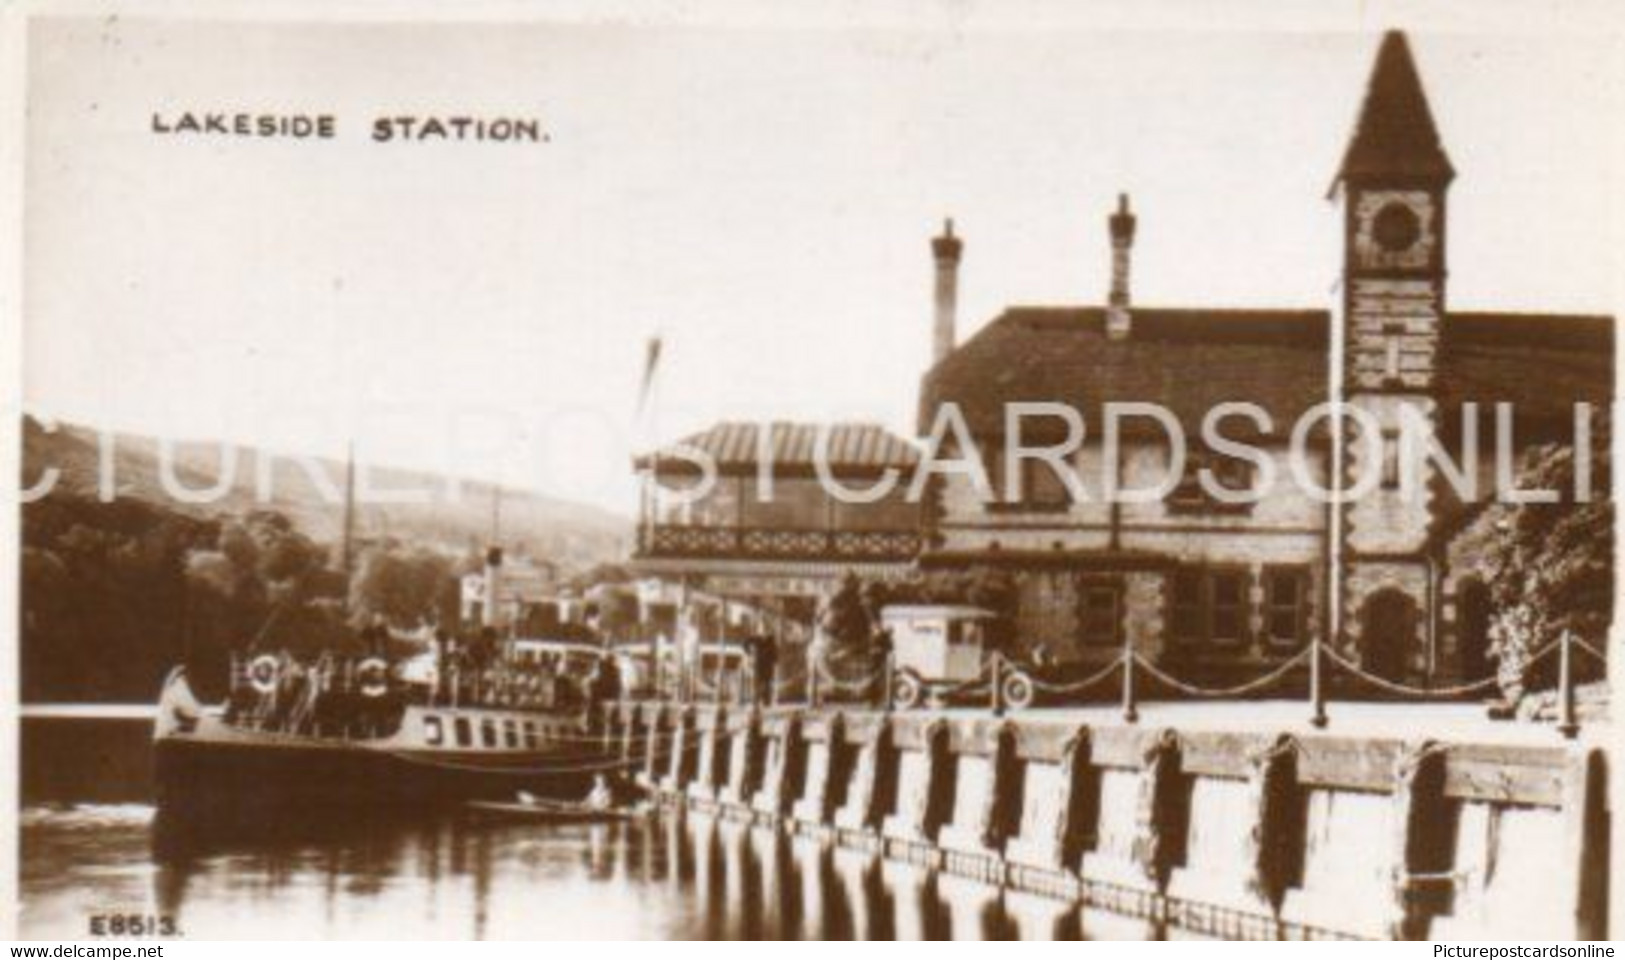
21, 805, 1170, 939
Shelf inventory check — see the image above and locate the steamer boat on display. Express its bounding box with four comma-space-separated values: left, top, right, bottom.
153, 638, 625, 822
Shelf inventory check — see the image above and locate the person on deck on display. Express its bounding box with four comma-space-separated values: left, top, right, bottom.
360, 616, 390, 659
751, 633, 778, 707
596, 654, 622, 704
585, 774, 613, 810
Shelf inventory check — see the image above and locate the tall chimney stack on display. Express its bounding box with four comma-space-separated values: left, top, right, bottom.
482, 545, 504, 631
1107, 193, 1136, 340
931, 218, 963, 364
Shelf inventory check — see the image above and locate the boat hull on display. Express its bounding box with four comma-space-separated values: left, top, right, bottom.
154, 737, 608, 817
152, 667, 621, 829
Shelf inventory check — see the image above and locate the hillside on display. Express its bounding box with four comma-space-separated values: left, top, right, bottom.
22, 416, 630, 571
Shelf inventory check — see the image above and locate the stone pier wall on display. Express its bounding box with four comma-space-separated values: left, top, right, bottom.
629, 703, 1608, 941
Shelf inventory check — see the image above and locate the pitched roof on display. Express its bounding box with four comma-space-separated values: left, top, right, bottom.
1335, 31, 1455, 187
1437, 312, 1615, 417
919, 307, 1612, 439
636, 421, 920, 476
919, 307, 1329, 439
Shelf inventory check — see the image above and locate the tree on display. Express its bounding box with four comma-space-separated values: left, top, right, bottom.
349, 545, 457, 629
821, 571, 874, 652
1457, 412, 1612, 699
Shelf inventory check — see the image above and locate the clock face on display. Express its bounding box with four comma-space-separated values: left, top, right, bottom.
1354, 190, 1437, 270
1373, 202, 1421, 252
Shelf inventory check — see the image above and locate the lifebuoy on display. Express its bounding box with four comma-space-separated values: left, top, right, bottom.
1001, 670, 1036, 711
892, 670, 923, 711
357, 657, 390, 698
248, 655, 279, 695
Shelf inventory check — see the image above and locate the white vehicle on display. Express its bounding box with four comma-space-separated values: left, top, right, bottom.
880, 605, 1020, 709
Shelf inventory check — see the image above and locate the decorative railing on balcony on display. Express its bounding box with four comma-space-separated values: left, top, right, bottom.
637, 524, 922, 563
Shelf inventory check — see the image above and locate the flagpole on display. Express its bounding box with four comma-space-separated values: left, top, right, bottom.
341, 441, 356, 615
636, 333, 664, 552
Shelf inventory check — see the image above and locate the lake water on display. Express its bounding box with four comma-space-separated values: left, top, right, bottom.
19, 802, 1190, 940
18, 716, 1183, 940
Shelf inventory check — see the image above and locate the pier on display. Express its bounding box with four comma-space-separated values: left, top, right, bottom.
610, 699, 1609, 940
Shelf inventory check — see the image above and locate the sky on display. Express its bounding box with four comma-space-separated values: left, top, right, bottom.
21, 6, 1622, 515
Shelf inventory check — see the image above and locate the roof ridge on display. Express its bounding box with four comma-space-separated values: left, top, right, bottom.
1334, 30, 1455, 186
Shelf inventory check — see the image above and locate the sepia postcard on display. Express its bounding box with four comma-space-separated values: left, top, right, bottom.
2, 0, 1622, 943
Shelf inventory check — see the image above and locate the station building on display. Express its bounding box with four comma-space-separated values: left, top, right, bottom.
916, 31, 1612, 685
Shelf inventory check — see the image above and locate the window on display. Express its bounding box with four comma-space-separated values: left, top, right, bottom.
1381, 321, 1407, 386
1167, 451, 1253, 514
523, 722, 540, 750
454, 717, 472, 748
1170, 570, 1205, 644
1078, 584, 1121, 646
1209, 571, 1248, 645
504, 720, 519, 749
1264, 566, 1311, 648
1381, 429, 1401, 490
481, 719, 497, 748
424, 715, 444, 746
1167, 567, 1253, 648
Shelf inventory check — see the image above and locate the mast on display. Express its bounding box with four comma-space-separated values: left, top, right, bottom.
341, 441, 357, 610
490, 480, 502, 547
637, 333, 664, 549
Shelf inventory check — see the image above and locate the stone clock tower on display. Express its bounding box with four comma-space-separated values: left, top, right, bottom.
1333, 31, 1455, 681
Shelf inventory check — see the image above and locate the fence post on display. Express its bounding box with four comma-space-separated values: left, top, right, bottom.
1121, 647, 1138, 724
1310, 636, 1329, 728
882, 650, 895, 714
809, 650, 823, 708
1559, 630, 1579, 740
991, 652, 1005, 717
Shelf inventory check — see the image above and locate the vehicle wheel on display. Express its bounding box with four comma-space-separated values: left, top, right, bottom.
1001, 670, 1035, 711
893, 671, 923, 710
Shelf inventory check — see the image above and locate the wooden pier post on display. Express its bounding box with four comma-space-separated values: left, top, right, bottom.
791, 711, 846, 832
640, 702, 669, 789
751, 712, 805, 823
880, 716, 952, 852
1004, 724, 1091, 881
687, 706, 728, 806
937, 718, 1018, 884
1388, 739, 1448, 940
718, 708, 764, 816
662, 706, 698, 796
833, 712, 892, 845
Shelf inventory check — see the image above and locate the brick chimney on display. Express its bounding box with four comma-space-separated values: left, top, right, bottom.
931, 218, 963, 364
1107, 193, 1136, 339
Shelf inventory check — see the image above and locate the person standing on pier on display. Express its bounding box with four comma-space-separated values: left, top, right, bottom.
869, 626, 893, 709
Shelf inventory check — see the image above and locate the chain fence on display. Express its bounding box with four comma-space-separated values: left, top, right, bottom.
608, 629, 1606, 737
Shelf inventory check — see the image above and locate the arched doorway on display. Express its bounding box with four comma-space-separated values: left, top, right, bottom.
1456, 579, 1493, 683
1359, 589, 1416, 684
